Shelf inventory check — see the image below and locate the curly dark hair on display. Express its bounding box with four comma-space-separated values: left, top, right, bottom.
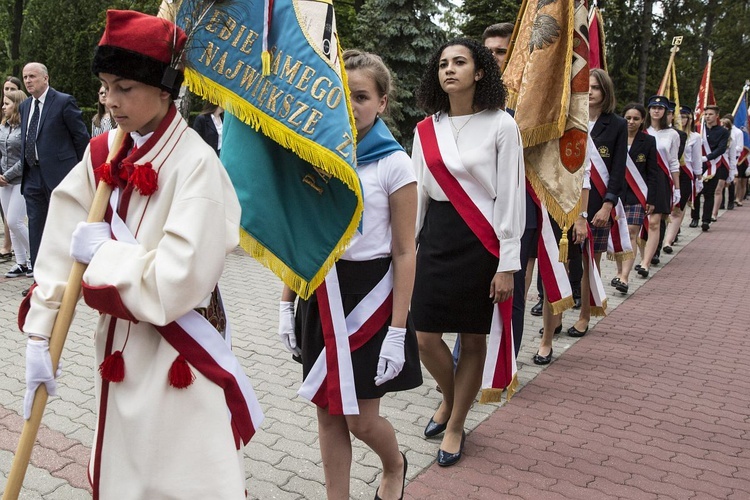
416, 38, 506, 115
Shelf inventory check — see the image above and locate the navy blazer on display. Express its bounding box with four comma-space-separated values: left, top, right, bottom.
623, 131, 659, 207
20, 87, 90, 192
192, 113, 222, 155
589, 112, 627, 215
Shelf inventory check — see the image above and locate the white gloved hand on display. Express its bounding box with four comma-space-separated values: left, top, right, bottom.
278, 301, 301, 356
672, 188, 681, 205
701, 155, 708, 163
727, 174, 735, 184
70, 221, 111, 264
374, 326, 406, 386
695, 179, 704, 193
24, 338, 61, 420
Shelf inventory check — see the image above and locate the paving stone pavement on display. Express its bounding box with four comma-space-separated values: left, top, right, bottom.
0, 206, 744, 499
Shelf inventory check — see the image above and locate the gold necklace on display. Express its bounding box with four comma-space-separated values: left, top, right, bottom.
448, 113, 476, 140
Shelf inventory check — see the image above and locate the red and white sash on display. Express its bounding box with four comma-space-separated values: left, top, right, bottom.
679, 160, 696, 205
646, 128, 676, 189
527, 182, 574, 314
583, 222, 608, 316
701, 127, 728, 179
624, 150, 650, 237
587, 135, 632, 260
297, 263, 393, 415
417, 116, 517, 402
109, 188, 264, 447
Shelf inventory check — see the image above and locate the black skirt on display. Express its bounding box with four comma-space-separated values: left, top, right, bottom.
652, 168, 672, 215
295, 258, 422, 401
411, 200, 499, 334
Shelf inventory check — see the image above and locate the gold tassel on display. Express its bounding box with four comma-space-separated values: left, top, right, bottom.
549, 295, 575, 315
558, 224, 569, 262
261, 51, 271, 76
479, 388, 504, 404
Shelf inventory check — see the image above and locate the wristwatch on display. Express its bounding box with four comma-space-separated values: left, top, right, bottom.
579, 211, 588, 219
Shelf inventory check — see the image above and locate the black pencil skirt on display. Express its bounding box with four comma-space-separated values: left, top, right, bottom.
411, 200, 499, 334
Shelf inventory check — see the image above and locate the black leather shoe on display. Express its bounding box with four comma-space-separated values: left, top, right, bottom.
568, 325, 589, 337
530, 299, 543, 316
533, 349, 553, 365
611, 277, 621, 287
615, 281, 629, 294
539, 324, 562, 336
573, 296, 582, 309
437, 432, 465, 467
375, 452, 407, 500
634, 264, 642, 271
424, 416, 448, 438
651, 256, 660, 265
728, 204, 735, 210
663, 245, 673, 254
702, 223, 710, 232
689, 219, 699, 228
21, 287, 30, 297
637, 266, 649, 278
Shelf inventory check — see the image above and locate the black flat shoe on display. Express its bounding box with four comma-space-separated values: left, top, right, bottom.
615, 281, 629, 294
689, 219, 699, 228
662, 245, 673, 254
437, 432, 465, 467
702, 223, 710, 232
424, 416, 448, 438
530, 299, 543, 316
538, 324, 562, 336
651, 256, 660, 265
637, 266, 649, 278
611, 277, 621, 287
634, 264, 642, 271
533, 349, 553, 365
375, 451, 407, 500
568, 325, 589, 337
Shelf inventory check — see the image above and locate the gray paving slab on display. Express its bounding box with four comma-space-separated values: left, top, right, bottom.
0, 206, 711, 498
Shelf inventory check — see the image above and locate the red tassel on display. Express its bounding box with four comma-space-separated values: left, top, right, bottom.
130, 163, 158, 196
168, 355, 195, 389
93, 162, 116, 188
99, 350, 125, 383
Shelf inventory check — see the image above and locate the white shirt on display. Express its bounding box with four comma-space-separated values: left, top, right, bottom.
211, 114, 223, 151
685, 132, 703, 175
342, 150, 415, 261
25, 86, 50, 161
413, 109, 525, 272
647, 126, 680, 173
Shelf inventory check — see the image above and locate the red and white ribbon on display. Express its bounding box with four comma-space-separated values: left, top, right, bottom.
587, 136, 632, 259
416, 116, 516, 400
297, 264, 393, 415
583, 223, 608, 316
109, 188, 264, 447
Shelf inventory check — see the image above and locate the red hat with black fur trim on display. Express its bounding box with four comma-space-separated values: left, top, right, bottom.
92, 10, 187, 98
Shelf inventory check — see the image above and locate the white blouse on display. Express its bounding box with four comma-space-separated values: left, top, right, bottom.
412, 109, 525, 272
647, 126, 680, 173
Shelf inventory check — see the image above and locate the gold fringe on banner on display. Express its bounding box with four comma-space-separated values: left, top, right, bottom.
549, 295, 575, 316
479, 374, 519, 404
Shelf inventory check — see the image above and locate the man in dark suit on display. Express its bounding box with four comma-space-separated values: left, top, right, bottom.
21, 62, 89, 278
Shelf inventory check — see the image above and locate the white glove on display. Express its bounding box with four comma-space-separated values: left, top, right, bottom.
70, 221, 111, 264
374, 326, 406, 386
728, 174, 735, 184
672, 188, 681, 205
24, 338, 61, 420
278, 301, 301, 356
701, 155, 708, 163
695, 179, 704, 193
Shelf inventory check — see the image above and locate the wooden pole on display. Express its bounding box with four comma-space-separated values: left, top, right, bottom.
731, 81, 749, 117
2, 129, 125, 500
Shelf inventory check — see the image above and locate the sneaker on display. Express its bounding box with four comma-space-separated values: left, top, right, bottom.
6, 263, 29, 278
26, 265, 33, 278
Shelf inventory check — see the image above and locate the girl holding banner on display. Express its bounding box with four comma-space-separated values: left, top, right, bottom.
279, 50, 421, 499
638, 95, 680, 277
410, 39, 524, 466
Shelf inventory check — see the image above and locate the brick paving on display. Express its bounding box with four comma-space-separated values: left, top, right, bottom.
405, 207, 750, 500
0, 206, 747, 498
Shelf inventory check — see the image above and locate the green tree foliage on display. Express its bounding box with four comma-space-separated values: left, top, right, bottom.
601, 0, 750, 115
458, 0, 521, 40
350, 0, 448, 147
